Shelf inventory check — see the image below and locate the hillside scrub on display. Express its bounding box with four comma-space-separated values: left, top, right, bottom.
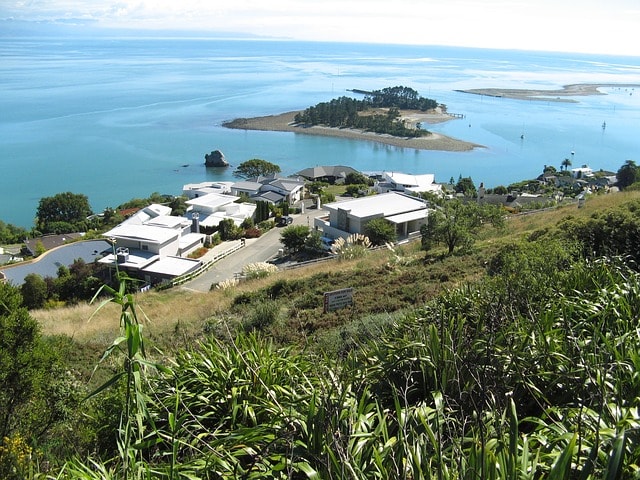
51, 245, 640, 478
10, 190, 640, 476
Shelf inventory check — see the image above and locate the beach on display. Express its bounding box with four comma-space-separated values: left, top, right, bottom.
223, 110, 483, 152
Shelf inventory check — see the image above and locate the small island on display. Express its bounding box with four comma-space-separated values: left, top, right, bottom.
223, 86, 483, 152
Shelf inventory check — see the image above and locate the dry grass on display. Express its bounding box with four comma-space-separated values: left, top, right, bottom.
31, 254, 372, 345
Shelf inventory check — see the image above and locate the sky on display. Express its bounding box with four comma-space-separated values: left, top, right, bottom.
1, 0, 639, 56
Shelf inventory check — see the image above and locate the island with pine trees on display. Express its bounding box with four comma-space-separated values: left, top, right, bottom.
223, 86, 483, 152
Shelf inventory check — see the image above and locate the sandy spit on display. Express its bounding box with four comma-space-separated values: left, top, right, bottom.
456, 83, 640, 103
223, 111, 483, 152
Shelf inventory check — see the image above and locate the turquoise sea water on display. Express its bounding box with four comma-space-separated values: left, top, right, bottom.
1, 37, 639, 227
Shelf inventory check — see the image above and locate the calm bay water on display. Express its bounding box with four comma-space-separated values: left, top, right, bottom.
1, 37, 639, 227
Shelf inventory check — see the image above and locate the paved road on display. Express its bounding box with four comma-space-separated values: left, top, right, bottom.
181, 209, 326, 292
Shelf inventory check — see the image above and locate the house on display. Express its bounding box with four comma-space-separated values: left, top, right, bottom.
296, 165, 360, 184
23, 232, 85, 256
254, 175, 305, 205
315, 192, 429, 240
555, 176, 589, 190
374, 171, 443, 196
230, 180, 262, 198
571, 165, 593, 179
99, 204, 205, 286
478, 192, 553, 210
182, 181, 233, 199
185, 192, 257, 228
231, 174, 305, 206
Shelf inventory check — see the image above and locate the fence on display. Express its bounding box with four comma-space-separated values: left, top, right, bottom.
156, 242, 245, 290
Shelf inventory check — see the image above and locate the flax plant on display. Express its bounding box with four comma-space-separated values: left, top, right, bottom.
60, 271, 170, 480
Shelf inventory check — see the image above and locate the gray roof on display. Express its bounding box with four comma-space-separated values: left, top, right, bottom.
252, 191, 286, 203
296, 165, 359, 180
267, 178, 304, 192
24, 233, 84, 255
232, 181, 262, 191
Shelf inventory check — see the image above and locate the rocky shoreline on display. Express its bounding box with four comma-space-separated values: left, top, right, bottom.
223, 111, 483, 152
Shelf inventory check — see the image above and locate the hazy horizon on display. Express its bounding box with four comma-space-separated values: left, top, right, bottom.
1, 0, 639, 57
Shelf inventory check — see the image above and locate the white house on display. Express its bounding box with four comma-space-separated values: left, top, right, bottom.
100, 204, 205, 285
182, 181, 233, 199
316, 192, 429, 240
185, 192, 257, 228
571, 165, 593, 179
231, 181, 262, 198
375, 171, 442, 195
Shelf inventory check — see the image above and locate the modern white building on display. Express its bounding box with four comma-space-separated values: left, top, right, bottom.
100, 204, 205, 285
316, 192, 429, 240
230, 181, 262, 198
571, 165, 593, 179
182, 181, 234, 199
375, 171, 443, 196
185, 192, 257, 228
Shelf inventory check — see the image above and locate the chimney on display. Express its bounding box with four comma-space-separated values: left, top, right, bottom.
191, 212, 200, 233
116, 247, 129, 264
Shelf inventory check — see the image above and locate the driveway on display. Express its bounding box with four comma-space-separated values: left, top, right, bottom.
181, 209, 327, 292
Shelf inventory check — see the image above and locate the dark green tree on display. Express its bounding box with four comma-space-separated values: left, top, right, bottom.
304, 230, 324, 254
280, 225, 310, 253
307, 181, 329, 194
365, 217, 397, 246
233, 159, 281, 179
116, 192, 166, 211
345, 184, 368, 197
0, 282, 71, 440
616, 160, 638, 189
344, 172, 373, 186
36, 192, 92, 234
21, 274, 48, 310
455, 176, 477, 197
254, 201, 270, 224
421, 200, 504, 254
217, 218, 241, 241
0, 221, 28, 245
46, 260, 103, 305
168, 196, 188, 216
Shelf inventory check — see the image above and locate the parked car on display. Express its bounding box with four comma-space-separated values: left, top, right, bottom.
276, 215, 293, 227
320, 236, 335, 252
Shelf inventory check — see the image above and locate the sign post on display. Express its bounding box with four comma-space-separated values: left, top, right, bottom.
323, 287, 354, 313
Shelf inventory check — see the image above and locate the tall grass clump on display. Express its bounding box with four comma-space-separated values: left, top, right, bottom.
58, 272, 170, 479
